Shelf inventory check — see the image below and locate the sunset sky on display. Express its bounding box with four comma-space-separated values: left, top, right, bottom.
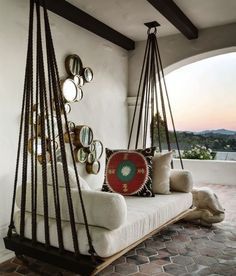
165, 52, 236, 132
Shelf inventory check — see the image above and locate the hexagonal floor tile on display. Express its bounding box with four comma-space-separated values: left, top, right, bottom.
171, 255, 194, 266
126, 255, 149, 265
145, 239, 166, 250
163, 263, 187, 275
149, 255, 171, 265
115, 263, 138, 275
139, 262, 162, 274
193, 255, 218, 266
136, 248, 157, 257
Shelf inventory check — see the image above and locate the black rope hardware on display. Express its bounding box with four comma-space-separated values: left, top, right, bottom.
128, 22, 184, 169
7, 0, 96, 262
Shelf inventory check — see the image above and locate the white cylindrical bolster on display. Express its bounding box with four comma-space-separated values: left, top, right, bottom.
16, 185, 127, 230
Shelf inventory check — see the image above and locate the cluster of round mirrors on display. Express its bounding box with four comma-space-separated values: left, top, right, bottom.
62, 55, 93, 110
64, 123, 103, 175
28, 109, 60, 164
26, 54, 102, 173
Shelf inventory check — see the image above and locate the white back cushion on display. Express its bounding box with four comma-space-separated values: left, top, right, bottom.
152, 151, 172, 194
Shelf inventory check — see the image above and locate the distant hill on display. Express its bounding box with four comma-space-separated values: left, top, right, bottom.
194, 129, 236, 136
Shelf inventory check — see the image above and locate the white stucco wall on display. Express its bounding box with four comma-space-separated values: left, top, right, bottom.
0, 0, 129, 233
173, 159, 236, 186
129, 23, 236, 96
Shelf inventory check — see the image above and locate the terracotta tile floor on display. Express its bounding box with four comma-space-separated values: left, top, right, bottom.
0, 184, 235, 276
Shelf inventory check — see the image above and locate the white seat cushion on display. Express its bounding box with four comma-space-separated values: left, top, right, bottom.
14, 192, 192, 257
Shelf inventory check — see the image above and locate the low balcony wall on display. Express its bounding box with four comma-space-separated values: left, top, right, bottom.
173, 159, 236, 186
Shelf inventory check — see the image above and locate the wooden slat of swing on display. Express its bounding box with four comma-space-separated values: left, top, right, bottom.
4, 207, 194, 275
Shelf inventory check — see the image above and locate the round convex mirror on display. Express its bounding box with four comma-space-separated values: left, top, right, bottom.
65, 55, 83, 76
64, 103, 71, 114
90, 140, 103, 160
62, 78, 78, 103
73, 75, 85, 87
86, 161, 100, 175
89, 142, 95, 152
87, 152, 95, 164
75, 87, 83, 102
38, 152, 50, 164
28, 137, 45, 155
68, 121, 75, 132
45, 115, 59, 139
83, 67, 93, 83
74, 125, 93, 147
74, 148, 88, 163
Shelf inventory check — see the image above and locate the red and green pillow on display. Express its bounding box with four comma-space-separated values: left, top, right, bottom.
102, 147, 156, 197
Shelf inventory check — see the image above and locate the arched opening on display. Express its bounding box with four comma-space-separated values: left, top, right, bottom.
163, 51, 236, 161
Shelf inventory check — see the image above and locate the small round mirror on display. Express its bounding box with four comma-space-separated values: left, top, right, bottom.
73, 75, 85, 87
68, 121, 75, 132
64, 103, 71, 114
75, 87, 83, 102
28, 137, 45, 155
90, 140, 103, 160
86, 161, 100, 175
37, 152, 50, 164
65, 55, 83, 76
87, 152, 95, 164
62, 79, 78, 102
74, 148, 88, 163
83, 67, 93, 83
74, 125, 93, 147
45, 115, 59, 139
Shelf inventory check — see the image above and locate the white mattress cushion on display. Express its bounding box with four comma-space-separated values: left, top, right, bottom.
14, 192, 192, 258
16, 185, 127, 230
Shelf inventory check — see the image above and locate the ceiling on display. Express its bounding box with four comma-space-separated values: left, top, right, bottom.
67, 0, 236, 41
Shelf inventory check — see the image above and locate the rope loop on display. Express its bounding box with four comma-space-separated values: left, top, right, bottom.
147, 27, 157, 35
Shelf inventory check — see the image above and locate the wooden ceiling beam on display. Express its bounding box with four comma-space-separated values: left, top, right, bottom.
147, 0, 198, 39
39, 0, 135, 50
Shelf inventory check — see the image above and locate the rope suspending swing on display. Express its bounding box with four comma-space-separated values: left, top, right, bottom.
4, 0, 100, 274
128, 22, 184, 169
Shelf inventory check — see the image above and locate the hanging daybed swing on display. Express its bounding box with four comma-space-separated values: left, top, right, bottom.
4, 1, 184, 275
4, 0, 102, 274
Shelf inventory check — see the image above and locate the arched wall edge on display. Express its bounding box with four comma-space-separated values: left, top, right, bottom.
164, 46, 236, 74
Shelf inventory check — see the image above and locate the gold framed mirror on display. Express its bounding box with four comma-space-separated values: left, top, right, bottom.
73, 75, 84, 87
90, 140, 103, 160
65, 54, 83, 76
83, 67, 93, 83
73, 125, 93, 148
86, 161, 100, 175
62, 78, 78, 103
74, 147, 88, 163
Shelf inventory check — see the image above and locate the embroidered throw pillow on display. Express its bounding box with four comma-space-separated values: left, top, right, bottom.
102, 147, 156, 197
